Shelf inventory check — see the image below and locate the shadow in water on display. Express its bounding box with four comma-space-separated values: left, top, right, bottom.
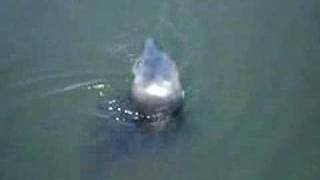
81, 98, 189, 180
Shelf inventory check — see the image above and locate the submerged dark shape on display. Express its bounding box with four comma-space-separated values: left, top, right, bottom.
131, 38, 184, 116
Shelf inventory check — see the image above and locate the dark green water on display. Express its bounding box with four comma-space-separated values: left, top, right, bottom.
1, 0, 320, 180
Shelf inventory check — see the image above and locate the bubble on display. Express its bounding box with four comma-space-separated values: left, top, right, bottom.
93, 84, 105, 89
99, 91, 104, 97
108, 99, 117, 104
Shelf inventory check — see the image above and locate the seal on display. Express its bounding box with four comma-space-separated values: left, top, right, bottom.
131, 38, 184, 117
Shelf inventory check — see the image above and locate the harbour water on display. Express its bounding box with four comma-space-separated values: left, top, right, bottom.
0, 0, 319, 179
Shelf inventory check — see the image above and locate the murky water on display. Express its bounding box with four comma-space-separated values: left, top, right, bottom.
1, 0, 320, 180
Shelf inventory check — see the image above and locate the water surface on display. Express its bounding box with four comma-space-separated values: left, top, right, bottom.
1, 0, 320, 180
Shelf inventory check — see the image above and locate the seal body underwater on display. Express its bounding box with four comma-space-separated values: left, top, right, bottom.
131, 38, 184, 117
88, 39, 186, 176
89, 39, 187, 174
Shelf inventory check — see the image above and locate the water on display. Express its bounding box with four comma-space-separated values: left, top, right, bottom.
1, 0, 320, 180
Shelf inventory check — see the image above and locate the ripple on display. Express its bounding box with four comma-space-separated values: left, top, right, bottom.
11, 70, 94, 87
40, 79, 103, 98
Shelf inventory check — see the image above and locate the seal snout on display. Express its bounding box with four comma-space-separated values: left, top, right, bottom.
143, 38, 158, 57
131, 38, 183, 116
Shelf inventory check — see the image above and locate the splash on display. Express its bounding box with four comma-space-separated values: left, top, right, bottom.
97, 98, 166, 124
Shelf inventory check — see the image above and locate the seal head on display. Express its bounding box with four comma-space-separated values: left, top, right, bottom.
131, 38, 183, 116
